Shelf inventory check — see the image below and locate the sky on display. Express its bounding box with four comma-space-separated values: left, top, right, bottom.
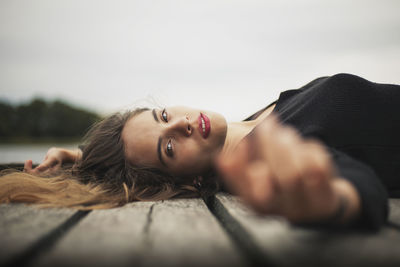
0, 0, 399, 122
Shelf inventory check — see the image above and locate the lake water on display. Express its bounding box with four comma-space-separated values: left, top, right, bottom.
0, 143, 80, 164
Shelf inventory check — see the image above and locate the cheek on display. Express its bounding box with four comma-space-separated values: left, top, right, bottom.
177, 142, 211, 171
179, 146, 200, 166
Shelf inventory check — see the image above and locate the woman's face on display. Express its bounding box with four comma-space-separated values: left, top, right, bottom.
122, 106, 227, 178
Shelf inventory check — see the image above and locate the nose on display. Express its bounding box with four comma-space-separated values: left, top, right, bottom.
167, 115, 192, 137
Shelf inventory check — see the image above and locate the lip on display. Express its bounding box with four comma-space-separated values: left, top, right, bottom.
198, 112, 211, 139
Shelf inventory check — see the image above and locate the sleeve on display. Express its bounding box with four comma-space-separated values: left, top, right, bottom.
328, 147, 389, 230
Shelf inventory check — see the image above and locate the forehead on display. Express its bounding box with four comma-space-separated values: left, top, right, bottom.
122, 110, 160, 168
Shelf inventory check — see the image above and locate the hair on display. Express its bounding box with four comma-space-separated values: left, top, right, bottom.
0, 108, 219, 210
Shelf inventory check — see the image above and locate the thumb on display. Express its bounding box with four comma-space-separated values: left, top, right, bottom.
24, 160, 33, 173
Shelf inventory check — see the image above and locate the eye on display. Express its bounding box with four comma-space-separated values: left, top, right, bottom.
166, 139, 174, 157
161, 108, 168, 122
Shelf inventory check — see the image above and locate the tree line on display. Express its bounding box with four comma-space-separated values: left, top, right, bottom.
0, 98, 101, 142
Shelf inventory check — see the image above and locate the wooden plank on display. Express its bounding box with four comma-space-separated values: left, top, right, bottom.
216, 193, 400, 267
0, 203, 75, 265
140, 199, 245, 267
33, 201, 154, 267
34, 199, 245, 267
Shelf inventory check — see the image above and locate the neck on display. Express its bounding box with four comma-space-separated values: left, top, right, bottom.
220, 120, 257, 157
220, 104, 276, 157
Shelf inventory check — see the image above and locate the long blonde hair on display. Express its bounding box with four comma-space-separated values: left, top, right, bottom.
0, 109, 217, 209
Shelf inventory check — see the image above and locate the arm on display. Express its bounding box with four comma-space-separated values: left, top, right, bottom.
62, 147, 82, 163
217, 115, 387, 229
328, 147, 388, 229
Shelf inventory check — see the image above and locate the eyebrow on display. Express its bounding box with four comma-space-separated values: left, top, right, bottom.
152, 108, 159, 123
152, 109, 166, 167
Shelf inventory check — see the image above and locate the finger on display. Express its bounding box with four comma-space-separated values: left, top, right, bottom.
217, 165, 248, 197
249, 114, 280, 160
216, 141, 253, 195
35, 157, 59, 172
23, 160, 33, 173
216, 139, 251, 178
276, 141, 335, 221
261, 124, 305, 191
300, 140, 335, 189
253, 114, 302, 162
35, 164, 50, 173
249, 116, 306, 195
244, 161, 277, 214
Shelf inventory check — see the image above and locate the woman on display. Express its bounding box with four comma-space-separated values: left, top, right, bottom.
1, 73, 398, 230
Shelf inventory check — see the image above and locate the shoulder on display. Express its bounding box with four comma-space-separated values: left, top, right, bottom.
300, 73, 372, 97
306, 73, 368, 89
324, 73, 369, 85
294, 73, 365, 95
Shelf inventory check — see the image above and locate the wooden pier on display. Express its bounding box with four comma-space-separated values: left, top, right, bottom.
1, 194, 400, 267
1, 165, 400, 267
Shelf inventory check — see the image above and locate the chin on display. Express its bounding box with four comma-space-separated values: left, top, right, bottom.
210, 114, 228, 149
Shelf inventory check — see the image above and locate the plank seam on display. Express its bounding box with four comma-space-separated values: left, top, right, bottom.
140, 202, 160, 253
203, 195, 276, 267
143, 202, 155, 235
4, 210, 91, 267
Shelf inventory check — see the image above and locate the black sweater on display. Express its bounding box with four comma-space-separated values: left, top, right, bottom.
245, 73, 400, 230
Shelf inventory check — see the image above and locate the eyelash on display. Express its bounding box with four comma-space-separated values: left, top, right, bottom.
161, 108, 168, 122
166, 140, 174, 157
161, 108, 174, 157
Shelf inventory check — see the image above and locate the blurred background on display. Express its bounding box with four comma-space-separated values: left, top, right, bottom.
1, 0, 399, 163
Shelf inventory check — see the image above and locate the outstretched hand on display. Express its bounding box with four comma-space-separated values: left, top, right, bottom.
24, 147, 80, 175
216, 115, 344, 223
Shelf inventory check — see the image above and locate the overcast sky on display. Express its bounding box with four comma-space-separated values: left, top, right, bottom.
0, 0, 399, 121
